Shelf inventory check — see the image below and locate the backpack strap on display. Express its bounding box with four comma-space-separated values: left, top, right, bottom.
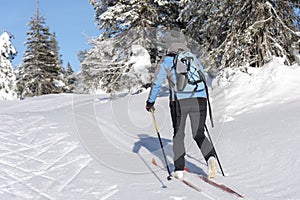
197, 70, 214, 128
166, 52, 178, 69
164, 53, 177, 101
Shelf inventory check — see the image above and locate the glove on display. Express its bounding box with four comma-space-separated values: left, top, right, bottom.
146, 101, 155, 112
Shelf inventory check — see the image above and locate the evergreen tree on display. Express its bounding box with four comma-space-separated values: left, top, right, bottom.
65, 62, 74, 76
80, 37, 124, 94
49, 32, 64, 75
180, 0, 300, 69
90, 0, 180, 37
0, 31, 17, 100
81, 0, 181, 95
64, 62, 78, 93
17, 15, 66, 97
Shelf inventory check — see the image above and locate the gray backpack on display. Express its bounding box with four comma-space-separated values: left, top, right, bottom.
168, 51, 214, 127
173, 52, 206, 92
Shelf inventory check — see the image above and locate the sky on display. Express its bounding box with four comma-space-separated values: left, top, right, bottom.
0, 0, 100, 72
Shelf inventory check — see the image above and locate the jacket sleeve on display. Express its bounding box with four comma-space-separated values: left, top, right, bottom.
147, 57, 169, 103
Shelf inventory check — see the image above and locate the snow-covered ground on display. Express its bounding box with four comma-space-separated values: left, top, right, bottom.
1, 58, 300, 199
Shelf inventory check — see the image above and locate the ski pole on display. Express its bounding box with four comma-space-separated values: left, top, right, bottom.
150, 109, 172, 180
204, 125, 225, 177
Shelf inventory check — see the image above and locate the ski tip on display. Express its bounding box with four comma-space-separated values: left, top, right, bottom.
184, 166, 190, 172
152, 158, 157, 165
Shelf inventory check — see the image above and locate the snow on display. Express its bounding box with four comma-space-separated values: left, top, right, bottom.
0, 59, 300, 199
154, 0, 169, 6
0, 31, 17, 101
0, 32, 16, 56
128, 44, 151, 85
211, 57, 300, 122
53, 79, 66, 88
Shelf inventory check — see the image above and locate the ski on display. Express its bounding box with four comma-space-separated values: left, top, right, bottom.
152, 158, 243, 198
199, 175, 243, 198
152, 158, 202, 193
184, 167, 244, 198
181, 179, 202, 192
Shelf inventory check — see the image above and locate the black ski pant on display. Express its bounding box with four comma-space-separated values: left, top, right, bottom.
170, 97, 216, 171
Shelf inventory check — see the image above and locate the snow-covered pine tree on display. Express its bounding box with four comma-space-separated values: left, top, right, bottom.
0, 31, 17, 100
80, 37, 120, 94
48, 32, 66, 92
82, 0, 181, 95
64, 62, 78, 93
17, 14, 66, 97
90, 0, 180, 37
180, 0, 300, 69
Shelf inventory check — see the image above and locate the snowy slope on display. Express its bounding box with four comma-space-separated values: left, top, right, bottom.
0, 59, 300, 200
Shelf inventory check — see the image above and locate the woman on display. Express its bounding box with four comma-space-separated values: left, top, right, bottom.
146, 43, 217, 179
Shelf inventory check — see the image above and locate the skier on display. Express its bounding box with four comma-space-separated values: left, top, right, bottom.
146, 43, 218, 179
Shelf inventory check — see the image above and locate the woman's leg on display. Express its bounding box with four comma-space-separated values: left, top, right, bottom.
190, 98, 216, 161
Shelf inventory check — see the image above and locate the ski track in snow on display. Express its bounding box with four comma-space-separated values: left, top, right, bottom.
170, 196, 186, 200
97, 185, 119, 200
0, 109, 105, 200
